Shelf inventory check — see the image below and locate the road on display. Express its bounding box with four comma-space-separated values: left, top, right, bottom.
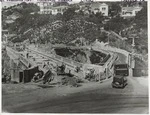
2, 76, 148, 113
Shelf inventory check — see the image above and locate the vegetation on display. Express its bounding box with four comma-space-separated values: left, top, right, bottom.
2, 2, 148, 55
135, 2, 147, 29
2, 49, 11, 77
104, 15, 132, 33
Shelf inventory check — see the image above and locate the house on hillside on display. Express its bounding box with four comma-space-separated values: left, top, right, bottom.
121, 6, 142, 19
90, 3, 109, 16
37, 1, 55, 14
78, 2, 109, 16
51, 5, 68, 15
37, 1, 68, 15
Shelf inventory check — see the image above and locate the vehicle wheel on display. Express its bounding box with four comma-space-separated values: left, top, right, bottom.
43, 81, 46, 84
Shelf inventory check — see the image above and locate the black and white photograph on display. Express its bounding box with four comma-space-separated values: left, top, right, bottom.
1, 0, 149, 113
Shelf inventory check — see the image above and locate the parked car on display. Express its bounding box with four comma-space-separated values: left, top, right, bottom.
112, 75, 127, 88
32, 70, 44, 82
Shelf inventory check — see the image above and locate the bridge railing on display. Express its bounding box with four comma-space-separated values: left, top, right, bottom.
19, 55, 29, 67
7, 46, 36, 68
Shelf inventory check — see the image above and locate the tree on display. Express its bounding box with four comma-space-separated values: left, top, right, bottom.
109, 2, 121, 17
55, 13, 63, 20
78, 10, 84, 16
104, 15, 131, 33
63, 8, 76, 22
95, 12, 104, 27
135, 4, 147, 29
98, 32, 108, 43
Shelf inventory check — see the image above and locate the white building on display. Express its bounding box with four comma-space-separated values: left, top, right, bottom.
121, 6, 142, 18
51, 6, 68, 15
37, 2, 54, 14
37, 0, 56, 14
37, 1, 68, 15
90, 3, 109, 16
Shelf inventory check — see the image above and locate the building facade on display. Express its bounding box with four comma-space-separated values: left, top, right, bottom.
51, 6, 68, 15
37, 1, 54, 14
121, 6, 142, 18
90, 3, 109, 16
37, 1, 68, 15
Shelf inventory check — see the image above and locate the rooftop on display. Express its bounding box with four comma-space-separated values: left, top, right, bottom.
122, 6, 142, 11
90, 2, 108, 9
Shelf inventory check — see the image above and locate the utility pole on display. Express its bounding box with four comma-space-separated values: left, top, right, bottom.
128, 35, 136, 77
131, 37, 135, 68
108, 33, 110, 45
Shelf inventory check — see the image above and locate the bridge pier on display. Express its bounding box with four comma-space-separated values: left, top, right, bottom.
10, 59, 20, 82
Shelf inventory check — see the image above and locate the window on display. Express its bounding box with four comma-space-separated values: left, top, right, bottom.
102, 7, 106, 11
125, 12, 132, 15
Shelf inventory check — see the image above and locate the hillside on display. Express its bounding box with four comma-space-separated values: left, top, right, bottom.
2, 2, 40, 30
2, 2, 148, 55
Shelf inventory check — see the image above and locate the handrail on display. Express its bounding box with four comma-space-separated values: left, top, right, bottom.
28, 47, 82, 69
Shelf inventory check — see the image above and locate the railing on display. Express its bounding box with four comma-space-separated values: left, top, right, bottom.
55, 55, 62, 60
7, 47, 34, 68
101, 54, 111, 64
19, 55, 29, 67
28, 47, 79, 70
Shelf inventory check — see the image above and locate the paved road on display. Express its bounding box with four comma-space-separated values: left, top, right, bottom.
2, 76, 148, 113
116, 53, 127, 64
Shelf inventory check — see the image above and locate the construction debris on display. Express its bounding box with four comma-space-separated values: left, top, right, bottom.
61, 72, 83, 87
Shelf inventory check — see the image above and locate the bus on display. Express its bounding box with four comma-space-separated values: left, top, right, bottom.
114, 64, 129, 76
112, 64, 129, 88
